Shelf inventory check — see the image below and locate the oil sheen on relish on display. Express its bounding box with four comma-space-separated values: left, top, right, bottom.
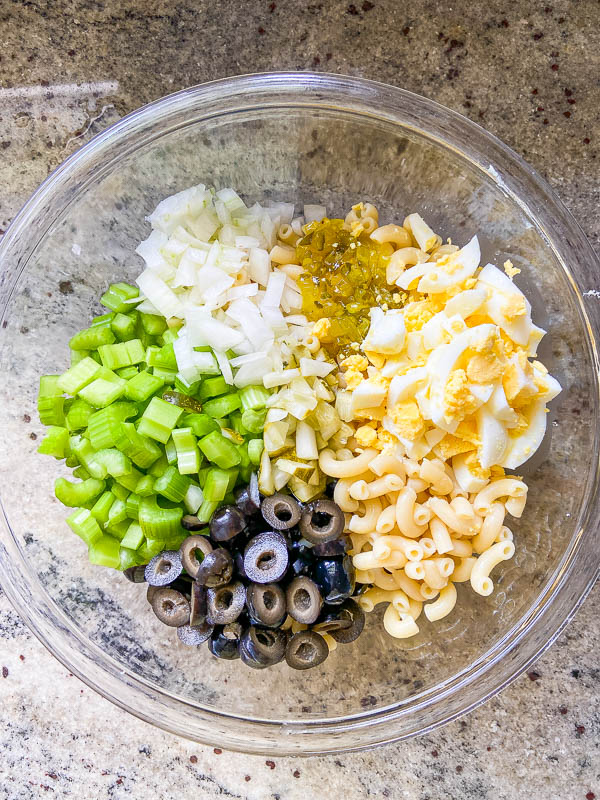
296, 218, 407, 357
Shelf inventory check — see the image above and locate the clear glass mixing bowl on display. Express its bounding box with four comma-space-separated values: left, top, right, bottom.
0, 73, 599, 755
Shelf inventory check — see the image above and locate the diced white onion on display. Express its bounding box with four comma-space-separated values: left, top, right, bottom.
296, 420, 319, 460
263, 369, 301, 388
299, 358, 335, 378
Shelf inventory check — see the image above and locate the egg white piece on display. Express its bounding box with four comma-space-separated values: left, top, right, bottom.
452, 451, 490, 493
397, 262, 435, 290
534, 369, 562, 402
477, 263, 533, 345
476, 405, 509, 469
500, 399, 548, 469
387, 367, 429, 407
444, 287, 487, 318
417, 235, 480, 294
487, 383, 519, 427
363, 308, 406, 354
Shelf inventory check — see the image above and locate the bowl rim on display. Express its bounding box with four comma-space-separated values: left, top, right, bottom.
1, 71, 599, 755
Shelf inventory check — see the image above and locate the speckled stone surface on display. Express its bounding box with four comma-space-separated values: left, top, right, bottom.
0, 1, 599, 798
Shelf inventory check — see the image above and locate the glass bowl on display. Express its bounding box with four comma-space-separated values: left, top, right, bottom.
0, 73, 599, 756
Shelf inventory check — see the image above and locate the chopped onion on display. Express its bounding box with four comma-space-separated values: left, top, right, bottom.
248, 248, 271, 286
136, 269, 183, 319
299, 358, 335, 378
261, 270, 287, 309
296, 420, 319, 460
214, 350, 234, 385
263, 369, 301, 388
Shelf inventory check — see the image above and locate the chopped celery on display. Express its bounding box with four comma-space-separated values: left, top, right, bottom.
111, 312, 137, 341
145, 345, 160, 367
111, 482, 130, 502
125, 370, 164, 403
153, 465, 191, 502
57, 358, 101, 395
198, 375, 228, 400
148, 453, 169, 477
38, 376, 65, 426
66, 508, 103, 545
152, 367, 177, 381
135, 475, 155, 496
70, 349, 91, 366
184, 482, 204, 514
137, 397, 183, 443
91, 312, 115, 328
106, 520, 131, 540
88, 535, 121, 568
114, 465, 144, 493
120, 521, 144, 550
94, 448, 132, 478
171, 427, 200, 475
37, 426, 69, 458
72, 466, 91, 480
87, 402, 138, 449
113, 422, 161, 469
202, 393, 241, 418
115, 365, 139, 380
107, 497, 128, 527
97, 339, 145, 371
241, 407, 267, 434
153, 342, 177, 370
202, 467, 231, 502
139, 495, 183, 538
161, 328, 179, 345
100, 282, 140, 314
181, 413, 220, 438
125, 493, 141, 519
78, 376, 126, 408
165, 437, 178, 465
55, 477, 105, 507
119, 546, 146, 570
174, 376, 201, 396
140, 312, 167, 336
69, 325, 116, 351
247, 438, 264, 466
240, 385, 270, 411
198, 430, 241, 469
91, 491, 115, 525
65, 397, 94, 432
197, 498, 219, 523
138, 538, 165, 561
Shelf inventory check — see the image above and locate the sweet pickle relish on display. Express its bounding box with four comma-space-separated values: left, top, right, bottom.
296, 218, 407, 357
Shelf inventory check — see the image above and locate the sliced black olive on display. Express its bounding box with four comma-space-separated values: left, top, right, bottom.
145, 550, 183, 586
189, 582, 208, 627
246, 583, 286, 628
179, 535, 213, 579
285, 630, 329, 670
233, 549, 247, 579
206, 581, 246, 625
209, 504, 247, 542
123, 565, 147, 583
239, 626, 287, 669
208, 622, 242, 660
150, 587, 190, 627
196, 548, 234, 587
235, 473, 261, 516
312, 535, 351, 557
289, 547, 314, 577
146, 584, 159, 604
286, 576, 323, 624
182, 514, 207, 531
311, 555, 355, 605
330, 598, 365, 643
244, 532, 289, 584
299, 498, 345, 545
261, 493, 301, 530
312, 604, 353, 634
177, 620, 213, 646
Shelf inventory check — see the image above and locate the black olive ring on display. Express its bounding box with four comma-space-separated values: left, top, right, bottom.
299, 498, 345, 544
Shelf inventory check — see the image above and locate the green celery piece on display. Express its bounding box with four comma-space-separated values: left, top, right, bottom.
138, 538, 165, 561
198, 375, 228, 401
163, 532, 187, 551
55, 477, 105, 507
125, 493, 141, 519
139, 312, 167, 337
119, 546, 146, 570
91, 312, 115, 328
114, 465, 144, 493
148, 453, 169, 478
174, 376, 201, 396
197, 499, 219, 523
70, 435, 104, 478
138, 495, 183, 539
65, 397, 94, 432
181, 413, 220, 438
202, 393, 241, 419
202, 467, 231, 502
69, 325, 116, 351
145, 345, 160, 367
106, 520, 130, 540
198, 430, 241, 469
97, 339, 145, 371
57, 358, 101, 395
94, 449, 132, 478
160, 328, 179, 345
164, 437, 178, 465
240, 385, 270, 411
120, 522, 144, 550
153, 465, 190, 502
137, 396, 183, 443
113, 422, 161, 469
152, 367, 177, 382
125, 370, 164, 403
171, 427, 200, 475
110, 482, 130, 502
88, 535, 121, 568
239, 464, 253, 484
90, 491, 116, 525
78, 377, 126, 408
111, 312, 137, 342
107, 497, 128, 527
100, 282, 140, 314
241, 408, 267, 434
184, 483, 204, 514
66, 508, 103, 546
38, 375, 66, 426
153, 342, 177, 370
37, 426, 69, 459
115, 365, 139, 380
72, 466, 90, 480
70, 349, 91, 366
247, 438, 264, 466
135, 475, 155, 497
87, 402, 138, 450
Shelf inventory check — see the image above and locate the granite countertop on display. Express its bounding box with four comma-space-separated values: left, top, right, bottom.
0, 1, 599, 798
